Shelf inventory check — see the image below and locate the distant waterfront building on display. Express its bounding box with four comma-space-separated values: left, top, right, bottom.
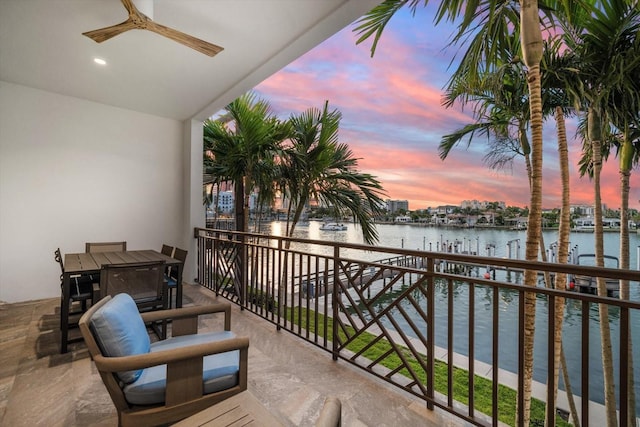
574, 216, 624, 229
570, 204, 608, 216
461, 200, 506, 210
386, 199, 409, 213
487, 201, 506, 210
435, 205, 457, 215
394, 215, 411, 223
461, 200, 483, 210
213, 191, 234, 214
208, 190, 257, 214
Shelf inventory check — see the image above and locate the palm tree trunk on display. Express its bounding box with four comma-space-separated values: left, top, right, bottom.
520, 1, 544, 421
618, 136, 636, 424
561, 345, 581, 427
590, 107, 617, 427
544, 106, 574, 426
213, 182, 221, 227
538, 223, 580, 427
524, 153, 533, 190
234, 180, 245, 232
521, 68, 542, 427
285, 199, 293, 238
243, 175, 251, 233
233, 178, 247, 305
288, 198, 307, 238
619, 170, 630, 300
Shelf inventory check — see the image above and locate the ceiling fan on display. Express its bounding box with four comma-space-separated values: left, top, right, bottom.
82, 0, 223, 57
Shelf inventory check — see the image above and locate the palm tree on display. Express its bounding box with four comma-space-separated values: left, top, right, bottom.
356, 2, 546, 424
605, 92, 640, 427
607, 19, 640, 422
280, 101, 386, 245
439, 62, 531, 175
563, 2, 640, 424
442, 47, 583, 424
203, 92, 291, 233
203, 111, 235, 224
537, 35, 594, 425
614, 125, 639, 427
616, 127, 640, 299
204, 93, 291, 305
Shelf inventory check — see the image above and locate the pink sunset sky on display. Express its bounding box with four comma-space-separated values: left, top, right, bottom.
252, 5, 639, 211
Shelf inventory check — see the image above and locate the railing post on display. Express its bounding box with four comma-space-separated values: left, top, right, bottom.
546, 295, 556, 427
426, 256, 434, 410
241, 233, 247, 310
517, 289, 525, 427
581, 300, 590, 427
194, 228, 201, 284
213, 232, 219, 294
277, 238, 283, 331
332, 244, 340, 361
619, 306, 629, 426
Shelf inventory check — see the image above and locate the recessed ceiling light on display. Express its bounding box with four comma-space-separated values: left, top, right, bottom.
93, 58, 107, 65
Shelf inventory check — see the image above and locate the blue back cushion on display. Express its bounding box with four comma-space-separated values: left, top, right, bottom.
89, 293, 150, 384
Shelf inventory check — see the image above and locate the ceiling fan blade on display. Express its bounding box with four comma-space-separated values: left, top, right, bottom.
145, 20, 224, 57
83, 19, 139, 43
120, 0, 138, 15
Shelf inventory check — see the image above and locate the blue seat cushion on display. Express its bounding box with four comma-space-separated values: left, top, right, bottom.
123, 331, 240, 405
165, 275, 177, 288
89, 293, 150, 384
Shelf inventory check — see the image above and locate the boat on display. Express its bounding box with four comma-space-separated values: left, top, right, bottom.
569, 254, 619, 295
319, 222, 347, 231
571, 225, 595, 232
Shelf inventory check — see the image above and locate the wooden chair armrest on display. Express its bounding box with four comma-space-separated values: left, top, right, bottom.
315, 396, 342, 427
93, 336, 249, 372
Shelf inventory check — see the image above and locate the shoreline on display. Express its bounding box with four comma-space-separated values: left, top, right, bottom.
369, 221, 633, 232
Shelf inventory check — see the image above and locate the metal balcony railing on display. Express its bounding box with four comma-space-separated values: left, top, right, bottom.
194, 227, 640, 427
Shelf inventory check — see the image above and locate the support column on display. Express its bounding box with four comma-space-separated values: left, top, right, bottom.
183, 119, 204, 285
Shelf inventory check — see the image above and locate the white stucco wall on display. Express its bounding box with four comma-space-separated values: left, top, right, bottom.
0, 82, 185, 303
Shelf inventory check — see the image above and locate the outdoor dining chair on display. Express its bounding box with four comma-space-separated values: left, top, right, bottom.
98, 260, 167, 337
86, 241, 127, 253
161, 244, 174, 257
55, 247, 96, 318
165, 247, 187, 308
79, 294, 249, 427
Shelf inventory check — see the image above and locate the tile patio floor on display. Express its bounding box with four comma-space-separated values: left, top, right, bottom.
0, 284, 467, 426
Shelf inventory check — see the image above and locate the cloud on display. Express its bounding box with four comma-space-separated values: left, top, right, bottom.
253, 8, 639, 211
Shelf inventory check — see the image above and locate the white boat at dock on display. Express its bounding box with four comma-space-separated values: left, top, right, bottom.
319, 222, 347, 231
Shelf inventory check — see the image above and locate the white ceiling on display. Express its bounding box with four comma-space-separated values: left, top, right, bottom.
0, 0, 380, 121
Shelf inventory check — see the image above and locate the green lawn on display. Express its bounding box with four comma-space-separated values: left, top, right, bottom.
286, 306, 571, 427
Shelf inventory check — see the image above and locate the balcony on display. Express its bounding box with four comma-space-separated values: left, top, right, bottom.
2, 227, 638, 426
194, 227, 640, 427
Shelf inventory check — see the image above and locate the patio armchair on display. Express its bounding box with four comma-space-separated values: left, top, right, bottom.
79, 293, 249, 427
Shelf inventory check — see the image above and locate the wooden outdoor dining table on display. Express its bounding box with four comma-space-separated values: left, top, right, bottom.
60, 249, 184, 353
